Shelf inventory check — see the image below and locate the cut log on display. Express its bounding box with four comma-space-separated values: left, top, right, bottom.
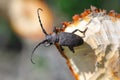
56, 6, 120, 80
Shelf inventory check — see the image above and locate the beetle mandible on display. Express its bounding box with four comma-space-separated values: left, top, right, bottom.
31, 8, 88, 64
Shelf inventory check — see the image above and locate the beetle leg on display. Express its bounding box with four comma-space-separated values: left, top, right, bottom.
72, 27, 88, 38
72, 29, 82, 34
59, 45, 64, 51
53, 27, 58, 33
72, 29, 85, 38
68, 46, 75, 53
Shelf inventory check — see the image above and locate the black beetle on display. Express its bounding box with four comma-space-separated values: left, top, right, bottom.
31, 8, 88, 64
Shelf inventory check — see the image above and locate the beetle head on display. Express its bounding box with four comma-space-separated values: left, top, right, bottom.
31, 8, 54, 64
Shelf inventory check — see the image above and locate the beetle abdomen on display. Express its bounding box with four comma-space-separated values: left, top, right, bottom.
58, 32, 84, 46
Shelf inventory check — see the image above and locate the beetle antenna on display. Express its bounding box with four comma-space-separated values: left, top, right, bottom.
37, 8, 48, 35
31, 40, 47, 64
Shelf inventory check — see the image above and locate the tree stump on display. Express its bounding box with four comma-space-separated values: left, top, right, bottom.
55, 6, 120, 80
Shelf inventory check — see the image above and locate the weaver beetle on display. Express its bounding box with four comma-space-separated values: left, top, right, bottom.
31, 8, 88, 64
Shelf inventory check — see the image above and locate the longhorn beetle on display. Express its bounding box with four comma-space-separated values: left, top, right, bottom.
31, 8, 88, 64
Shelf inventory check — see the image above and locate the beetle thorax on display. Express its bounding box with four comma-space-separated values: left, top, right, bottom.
46, 33, 59, 44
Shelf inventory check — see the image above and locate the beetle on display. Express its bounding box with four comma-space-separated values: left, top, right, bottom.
31, 8, 88, 64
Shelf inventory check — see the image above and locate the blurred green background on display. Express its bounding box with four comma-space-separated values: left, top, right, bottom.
0, 0, 120, 80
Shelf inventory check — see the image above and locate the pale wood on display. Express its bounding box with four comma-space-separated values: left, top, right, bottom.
58, 6, 120, 80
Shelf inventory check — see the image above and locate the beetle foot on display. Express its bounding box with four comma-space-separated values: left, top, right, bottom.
68, 46, 75, 53
60, 45, 64, 51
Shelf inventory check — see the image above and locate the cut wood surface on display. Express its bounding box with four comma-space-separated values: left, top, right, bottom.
56, 6, 120, 80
